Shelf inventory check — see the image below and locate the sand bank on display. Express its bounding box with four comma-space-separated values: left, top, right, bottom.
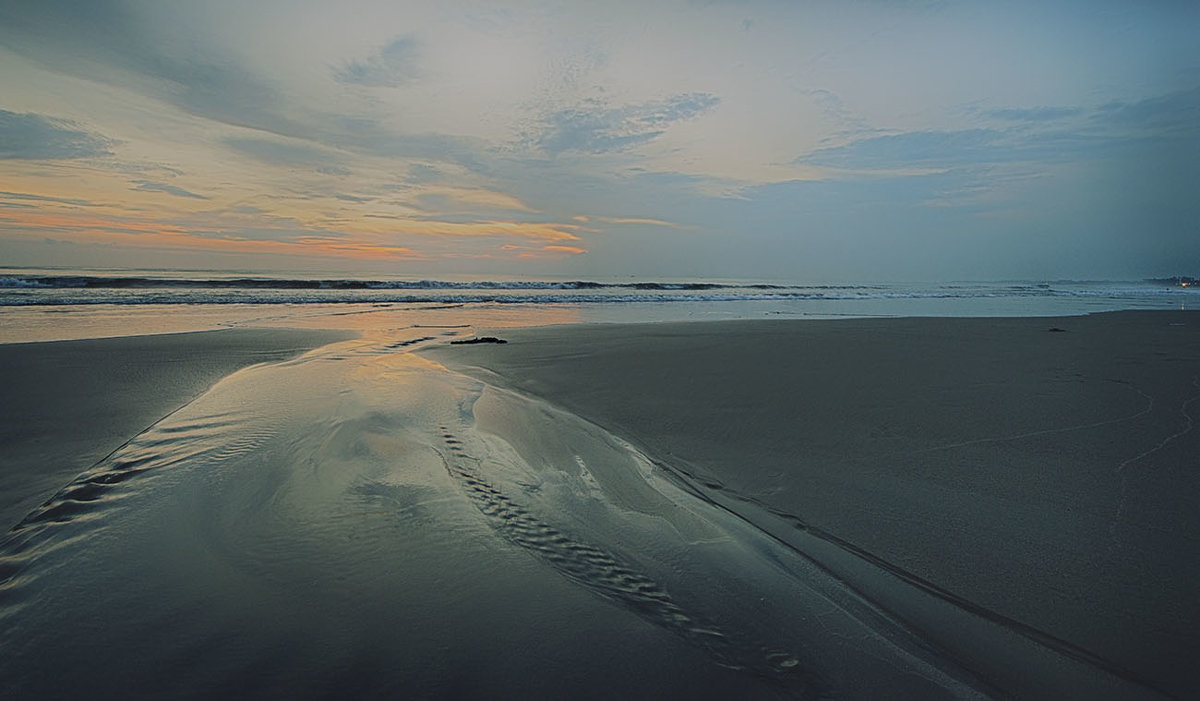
425, 311, 1200, 698
0, 328, 354, 530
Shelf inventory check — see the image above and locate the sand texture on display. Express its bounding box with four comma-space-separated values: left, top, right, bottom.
3, 314, 1196, 699
0, 328, 353, 530
3, 329, 877, 699
425, 310, 1200, 698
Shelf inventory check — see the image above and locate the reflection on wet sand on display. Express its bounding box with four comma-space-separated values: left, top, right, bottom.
0, 328, 983, 699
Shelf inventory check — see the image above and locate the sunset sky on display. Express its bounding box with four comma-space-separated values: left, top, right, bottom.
1, 0, 1196, 280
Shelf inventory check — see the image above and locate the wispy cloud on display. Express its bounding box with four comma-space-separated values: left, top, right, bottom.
499, 243, 587, 259
800, 86, 1200, 173
416, 187, 537, 214
591, 216, 684, 228
798, 129, 1007, 170
986, 106, 1083, 122
535, 93, 720, 155
334, 36, 420, 88
0, 2, 309, 148
131, 180, 209, 200
802, 88, 878, 139
0, 208, 422, 260
1094, 85, 1200, 131
359, 216, 582, 243
0, 110, 113, 160
224, 137, 346, 171
0, 191, 101, 207
406, 163, 441, 184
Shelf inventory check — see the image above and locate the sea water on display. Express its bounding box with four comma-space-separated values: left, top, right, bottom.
0, 267, 1195, 342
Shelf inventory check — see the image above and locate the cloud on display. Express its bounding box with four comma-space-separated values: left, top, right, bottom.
1, 1, 1193, 279
1094, 85, 1200, 132
322, 122, 492, 171
334, 36, 420, 87
592, 216, 684, 228
499, 243, 587, 259
536, 93, 720, 155
358, 215, 582, 243
0, 2, 312, 146
131, 180, 209, 199
802, 88, 878, 138
798, 129, 1007, 169
224, 137, 345, 170
543, 245, 586, 254
0, 109, 113, 159
800, 85, 1200, 173
416, 187, 536, 215
0, 191, 101, 207
152, 58, 295, 137
0, 5, 494, 174
0, 206, 423, 261
407, 163, 441, 183
986, 106, 1083, 122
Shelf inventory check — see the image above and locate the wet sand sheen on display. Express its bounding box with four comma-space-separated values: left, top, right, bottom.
424, 311, 1200, 698
1, 313, 1195, 698
1, 330, 927, 699
0, 328, 355, 531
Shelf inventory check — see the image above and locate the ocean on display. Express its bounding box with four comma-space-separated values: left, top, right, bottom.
1, 267, 1195, 337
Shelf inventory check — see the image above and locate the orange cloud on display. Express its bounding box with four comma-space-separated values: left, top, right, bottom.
361, 218, 582, 242
593, 216, 683, 228
419, 186, 538, 213
0, 210, 424, 260
0, 175, 588, 265
499, 243, 587, 259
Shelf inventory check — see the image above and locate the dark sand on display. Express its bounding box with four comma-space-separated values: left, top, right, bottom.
2, 328, 833, 700
0, 328, 353, 530
425, 311, 1200, 698
3, 313, 1196, 698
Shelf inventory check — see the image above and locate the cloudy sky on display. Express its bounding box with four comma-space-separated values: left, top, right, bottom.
0, 0, 1196, 281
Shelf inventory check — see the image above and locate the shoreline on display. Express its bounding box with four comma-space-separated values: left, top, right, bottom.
0, 327, 355, 530
424, 310, 1200, 698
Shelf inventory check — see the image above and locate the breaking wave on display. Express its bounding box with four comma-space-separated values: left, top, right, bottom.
0, 273, 1194, 307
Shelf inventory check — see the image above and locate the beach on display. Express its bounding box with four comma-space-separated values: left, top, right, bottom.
4, 0, 1195, 695
424, 310, 1200, 698
1, 310, 1196, 699
0, 328, 354, 531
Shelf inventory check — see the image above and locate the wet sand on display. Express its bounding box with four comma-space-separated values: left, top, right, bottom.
2, 313, 1196, 699
0, 328, 354, 530
3, 329, 872, 700
425, 310, 1200, 698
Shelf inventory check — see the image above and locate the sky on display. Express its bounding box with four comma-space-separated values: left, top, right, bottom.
0, 0, 1196, 281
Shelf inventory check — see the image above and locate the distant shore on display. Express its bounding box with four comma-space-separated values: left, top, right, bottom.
425, 310, 1200, 698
